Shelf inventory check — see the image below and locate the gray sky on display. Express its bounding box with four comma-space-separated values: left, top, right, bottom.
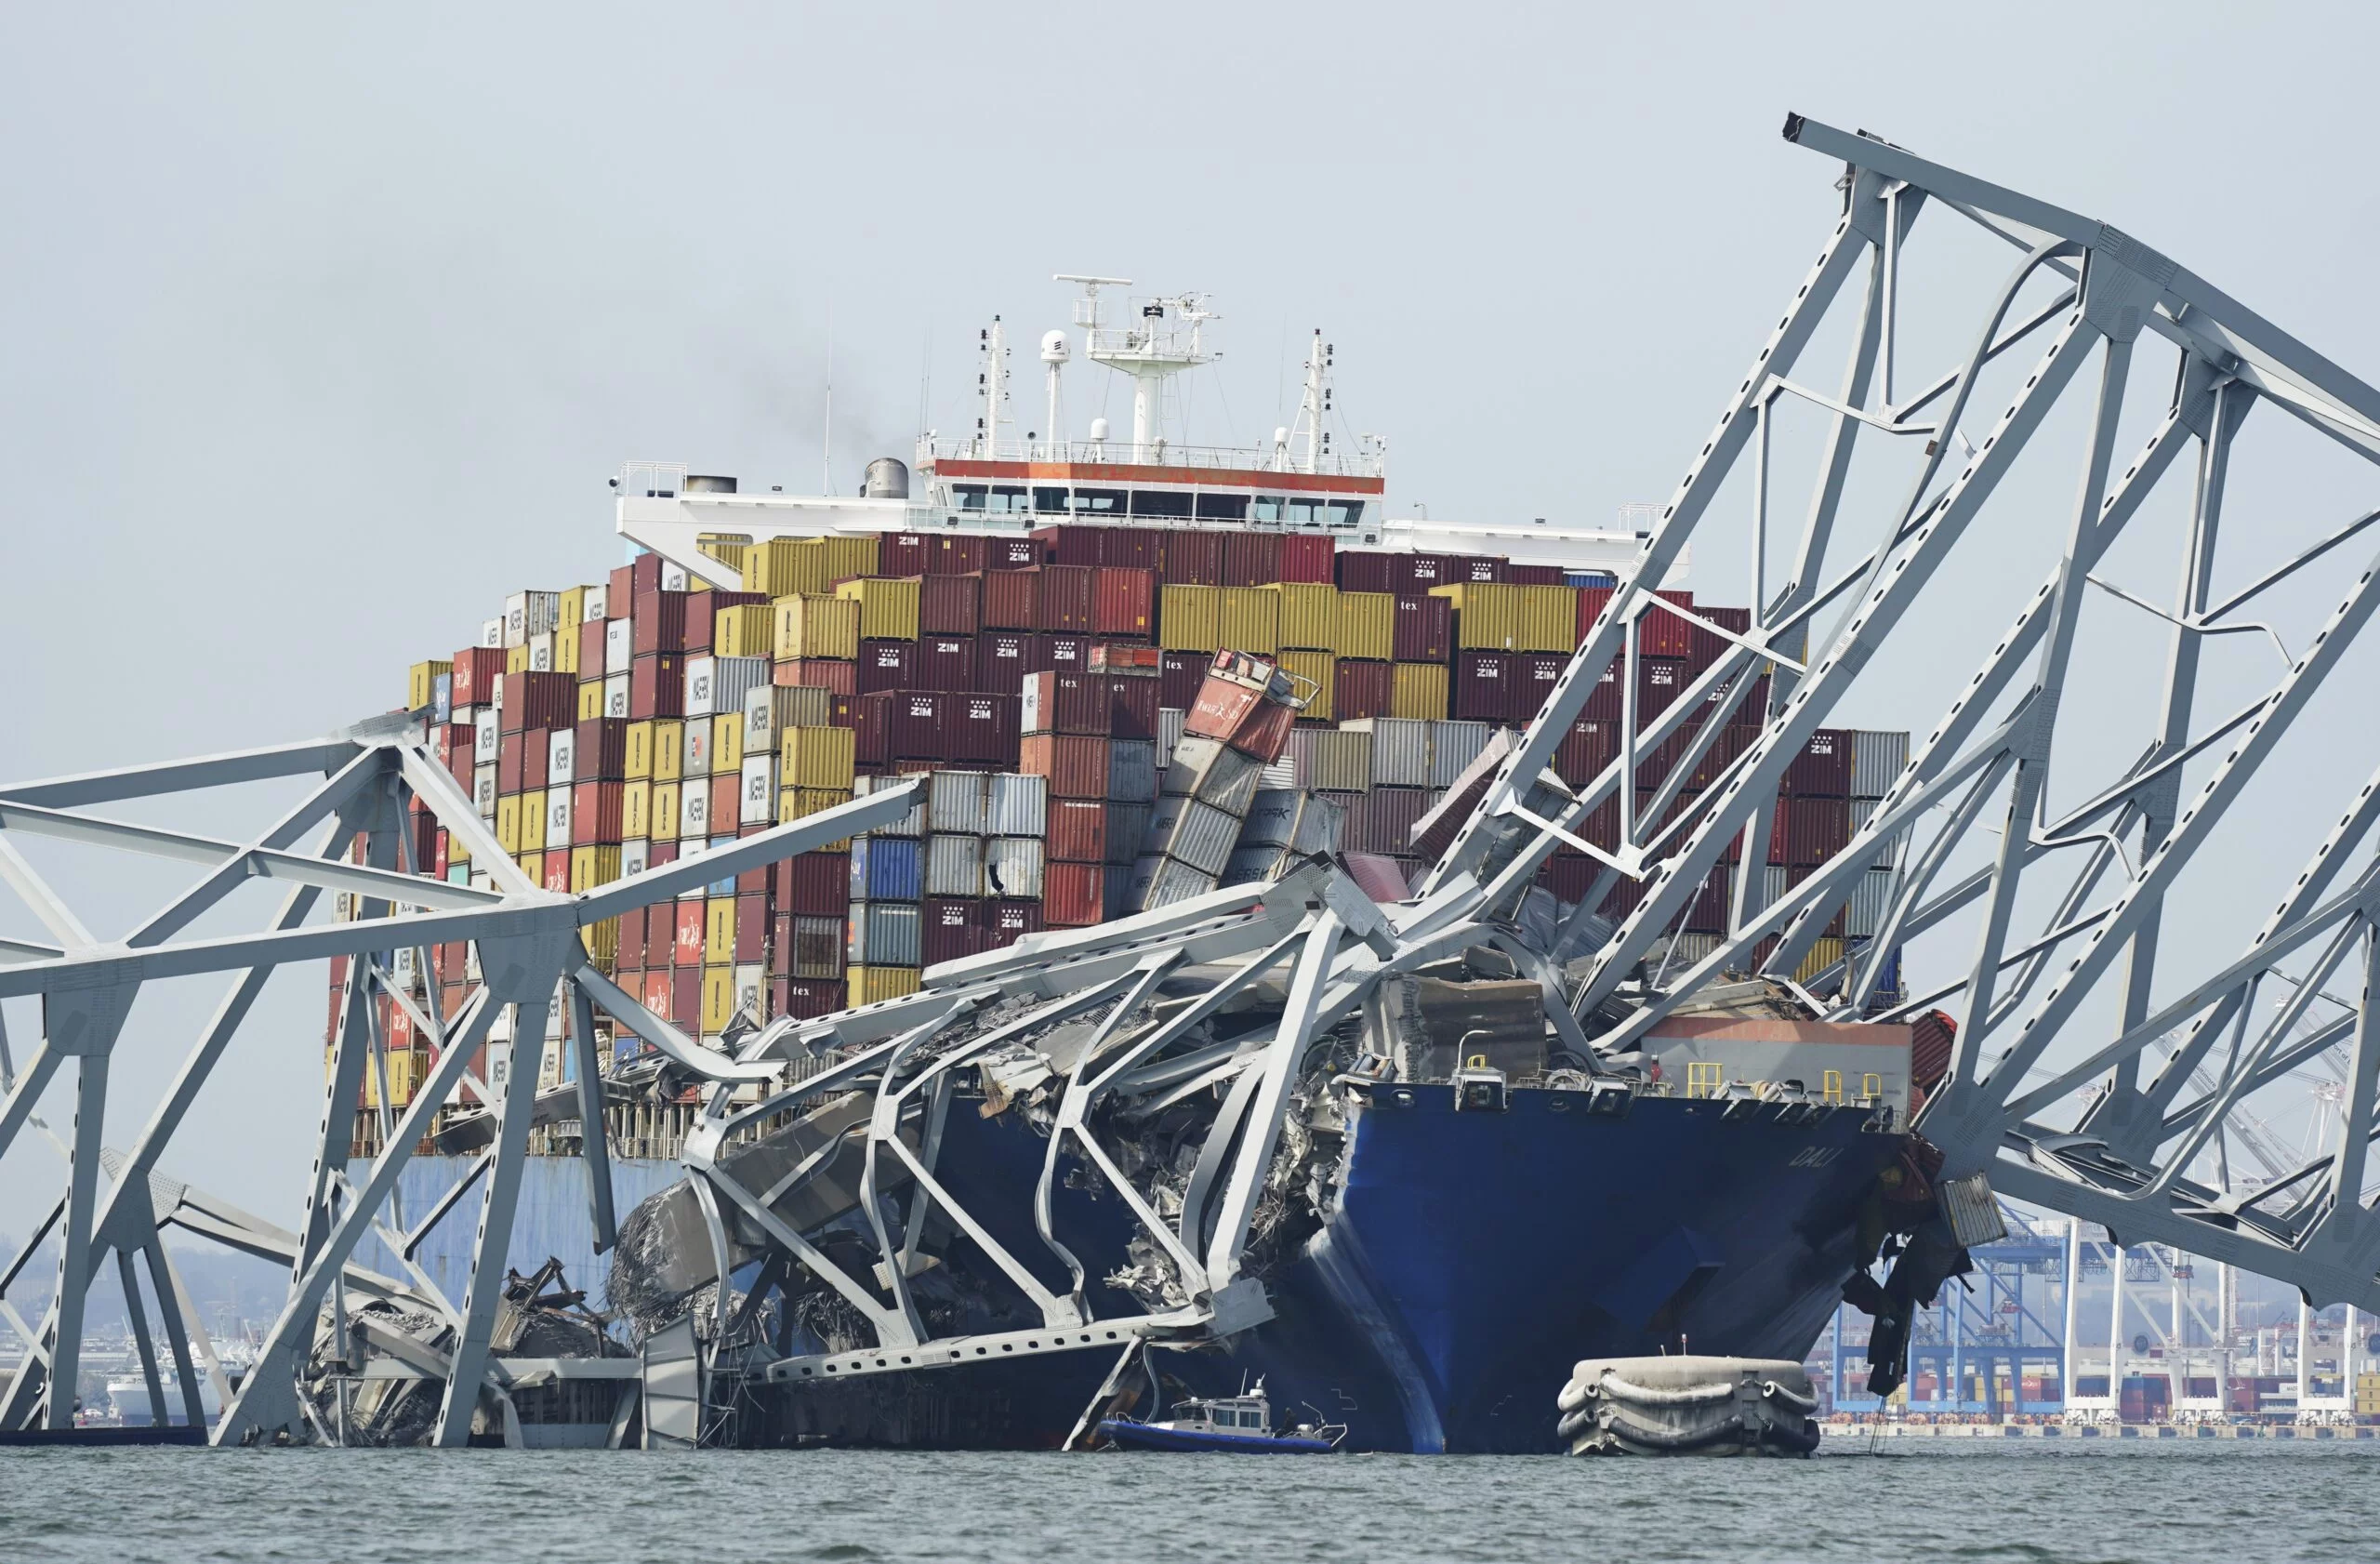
5, 3, 2377, 1223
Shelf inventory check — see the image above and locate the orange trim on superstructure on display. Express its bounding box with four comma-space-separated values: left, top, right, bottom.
930, 457, 1383, 496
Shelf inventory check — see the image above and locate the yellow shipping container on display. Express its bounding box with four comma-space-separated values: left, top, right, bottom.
1434, 583, 1522, 650
1158, 584, 1221, 652
364, 1047, 423, 1110
1217, 587, 1279, 656
713, 712, 744, 772
559, 585, 586, 630
701, 965, 741, 1036
781, 725, 857, 789
651, 782, 681, 843
495, 795, 522, 854
1336, 592, 1395, 661
1265, 583, 1340, 652
505, 643, 531, 676
849, 965, 920, 1008
1391, 662, 1449, 720
704, 895, 737, 965
553, 619, 580, 676
699, 535, 748, 577
519, 789, 547, 853
778, 786, 854, 850
408, 659, 452, 711
447, 838, 470, 869
570, 844, 622, 891
652, 719, 685, 782
835, 577, 920, 642
828, 534, 879, 580
576, 681, 604, 722
1516, 585, 1580, 653
582, 915, 619, 970
773, 593, 862, 659
716, 603, 773, 659
743, 536, 806, 595
516, 850, 542, 883
1278, 651, 1334, 721
621, 781, 651, 839
1797, 937, 1846, 987
625, 721, 655, 781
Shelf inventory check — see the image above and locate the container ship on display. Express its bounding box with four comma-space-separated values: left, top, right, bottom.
341, 280, 1926, 1452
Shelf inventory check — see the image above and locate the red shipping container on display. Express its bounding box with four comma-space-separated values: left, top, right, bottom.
1393, 594, 1453, 663
543, 853, 571, 894
1162, 530, 1226, 586
710, 771, 740, 829
1333, 659, 1394, 722
976, 630, 1030, 695
950, 692, 1023, 766
1448, 552, 1506, 584
984, 899, 1044, 950
1554, 716, 1615, 787
919, 573, 983, 634
1046, 797, 1114, 863
1024, 670, 1110, 736
1679, 866, 1732, 934
777, 977, 844, 1019
1505, 563, 1565, 587
1577, 586, 1615, 644
630, 590, 688, 656
918, 635, 976, 692
442, 725, 474, 786
1027, 632, 1091, 675
1336, 550, 1395, 593
519, 729, 550, 792
1108, 671, 1161, 741
1021, 733, 1111, 800
879, 533, 930, 578
737, 854, 770, 895
985, 536, 1039, 570
1692, 604, 1751, 671
1092, 566, 1157, 637
576, 617, 606, 677
1581, 654, 1628, 721
674, 901, 706, 965
1707, 673, 1770, 728
1279, 533, 1337, 585
1037, 564, 1096, 633
1390, 552, 1451, 593
1516, 653, 1567, 723
575, 717, 629, 780
1769, 797, 1853, 866
1043, 861, 1115, 927
1452, 650, 1514, 722
1636, 656, 1691, 721
776, 852, 851, 915
648, 841, 679, 870
612, 553, 662, 607
682, 589, 715, 655
628, 654, 685, 719
451, 646, 505, 710
1097, 528, 1162, 570
778, 658, 858, 697
641, 970, 674, 1023
1536, 855, 1597, 904
616, 907, 647, 969
926, 535, 987, 576
1640, 590, 1698, 658
734, 893, 768, 962
857, 640, 916, 695
857, 690, 945, 761
981, 568, 1038, 630
920, 896, 984, 964
573, 781, 626, 842
1159, 650, 1205, 713
501, 671, 575, 733
673, 968, 702, 1029
1223, 532, 1282, 588
1782, 729, 1855, 797
1033, 524, 1106, 566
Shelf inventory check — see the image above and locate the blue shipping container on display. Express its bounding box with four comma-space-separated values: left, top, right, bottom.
850, 836, 923, 901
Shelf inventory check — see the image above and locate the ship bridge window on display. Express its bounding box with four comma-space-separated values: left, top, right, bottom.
954, 484, 989, 510
1272, 497, 1365, 527
1196, 493, 1249, 522
1130, 490, 1193, 519
1032, 487, 1070, 513
989, 485, 1029, 512
1070, 488, 1123, 513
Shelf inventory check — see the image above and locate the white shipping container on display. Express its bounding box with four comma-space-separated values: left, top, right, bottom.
1845, 868, 1892, 938
604, 620, 633, 675
1222, 843, 1288, 886
545, 790, 572, 850
985, 837, 1046, 899
681, 783, 710, 840
583, 584, 609, 622
661, 562, 691, 592
985, 772, 1048, 836
1108, 739, 1160, 803
1289, 727, 1373, 793
548, 727, 575, 789
528, 630, 554, 672
1341, 718, 1429, 788
603, 673, 630, 720
683, 722, 710, 779
853, 774, 926, 838
1259, 758, 1296, 789
740, 755, 778, 826
929, 771, 990, 836
621, 839, 650, 878
1154, 797, 1242, 878
744, 683, 836, 753
924, 833, 985, 897
473, 710, 501, 766
481, 616, 504, 649
1143, 855, 1218, 911
683, 656, 720, 718
1850, 730, 1910, 801
712, 656, 769, 722
473, 764, 497, 819
1239, 789, 1302, 848
1849, 798, 1906, 870
1157, 707, 1186, 758
1292, 792, 1345, 855
1428, 721, 1492, 789
1161, 736, 1264, 815
505, 590, 561, 647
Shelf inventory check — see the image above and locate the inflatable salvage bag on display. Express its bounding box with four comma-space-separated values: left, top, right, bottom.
1556, 1356, 1820, 1456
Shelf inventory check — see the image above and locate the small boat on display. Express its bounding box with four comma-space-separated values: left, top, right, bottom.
1097, 1378, 1344, 1453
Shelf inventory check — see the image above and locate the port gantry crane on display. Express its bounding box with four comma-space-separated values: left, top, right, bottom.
7, 114, 2380, 1440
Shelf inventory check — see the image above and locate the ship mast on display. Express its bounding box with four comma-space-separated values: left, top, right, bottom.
1070, 278, 1214, 463
976, 317, 1010, 457
1291, 328, 1333, 474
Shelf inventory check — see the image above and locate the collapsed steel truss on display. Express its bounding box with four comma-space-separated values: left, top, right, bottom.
8, 114, 2380, 1443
